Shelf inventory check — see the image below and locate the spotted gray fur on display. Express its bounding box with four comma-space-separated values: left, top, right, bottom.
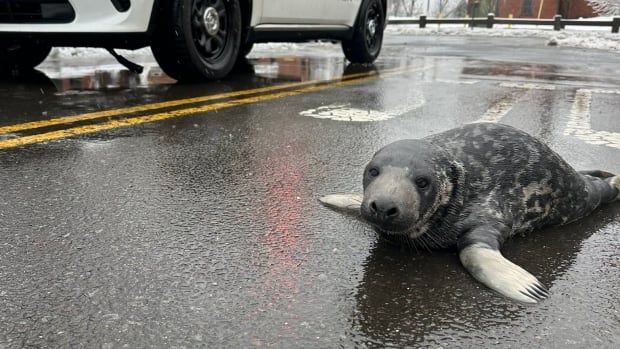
320, 123, 619, 303
423, 123, 617, 250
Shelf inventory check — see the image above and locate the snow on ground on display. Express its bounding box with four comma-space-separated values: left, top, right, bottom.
386, 17, 620, 52
252, 41, 336, 51
48, 42, 334, 59
49, 47, 153, 59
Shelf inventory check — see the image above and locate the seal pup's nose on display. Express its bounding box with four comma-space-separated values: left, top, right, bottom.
368, 197, 401, 221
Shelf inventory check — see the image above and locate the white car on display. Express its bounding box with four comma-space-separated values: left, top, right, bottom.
0, 0, 386, 81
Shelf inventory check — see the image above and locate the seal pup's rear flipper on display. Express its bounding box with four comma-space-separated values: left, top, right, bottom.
607, 176, 620, 202
319, 194, 363, 219
578, 170, 615, 179
580, 170, 619, 203
459, 243, 549, 304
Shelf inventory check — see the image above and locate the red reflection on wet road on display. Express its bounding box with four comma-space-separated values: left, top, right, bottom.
248, 139, 311, 342
259, 143, 307, 286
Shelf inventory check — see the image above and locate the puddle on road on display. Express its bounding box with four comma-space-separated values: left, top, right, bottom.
30, 55, 372, 93
350, 204, 620, 346
38, 63, 175, 92
0, 61, 174, 93
1, 51, 613, 97
461, 59, 620, 85
0, 53, 426, 127
252, 56, 348, 82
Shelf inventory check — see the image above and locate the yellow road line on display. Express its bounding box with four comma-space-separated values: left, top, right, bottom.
0, 67, 402, 135
0, 66, 427, 150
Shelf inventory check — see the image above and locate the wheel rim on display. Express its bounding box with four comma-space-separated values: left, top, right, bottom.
364, 1, 382, 54
191, 0, 230, 60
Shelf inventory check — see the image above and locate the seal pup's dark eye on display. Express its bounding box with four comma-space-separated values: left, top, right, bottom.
369, 168, 380, 177
415, 177, 429, 189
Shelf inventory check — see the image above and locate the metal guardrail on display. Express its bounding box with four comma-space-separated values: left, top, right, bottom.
388, 14, 620, 33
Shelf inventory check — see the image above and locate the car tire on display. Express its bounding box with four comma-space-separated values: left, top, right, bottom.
0, 41, 51, 74
151, 0, 242, 82
341, 0, 385, 64
233, 40, 253, 66
240, 41, 253, 58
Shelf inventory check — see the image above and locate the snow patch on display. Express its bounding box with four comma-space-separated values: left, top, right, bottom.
49, 47, 153, 59
253, 41, 337, 51
547, 32, 620, 51
48, 42, 337, 59
386, 23, 620, 52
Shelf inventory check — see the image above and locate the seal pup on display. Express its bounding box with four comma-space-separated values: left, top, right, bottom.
320, 123, 619, 303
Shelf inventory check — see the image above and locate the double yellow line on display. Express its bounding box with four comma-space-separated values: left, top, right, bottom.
0, 65, 425, 150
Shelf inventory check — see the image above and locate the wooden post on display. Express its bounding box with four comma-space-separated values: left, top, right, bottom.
487, 13, 494, 28
537, 0, 545, 19
420, 15, 427, 29
554, 15, 562, 31
613, 17, 619, 34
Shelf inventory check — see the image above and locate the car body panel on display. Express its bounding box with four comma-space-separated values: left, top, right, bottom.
0, 0, 156, 33
254, 0, 361, 26
0, 0, 362, 34
0, 0, 368, 49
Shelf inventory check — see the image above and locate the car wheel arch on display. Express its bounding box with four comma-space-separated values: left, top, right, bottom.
239, 0, 253, 46
353, 0, 387, 28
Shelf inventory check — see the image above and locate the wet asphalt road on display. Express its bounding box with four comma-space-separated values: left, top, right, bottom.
1, 35, 619, 348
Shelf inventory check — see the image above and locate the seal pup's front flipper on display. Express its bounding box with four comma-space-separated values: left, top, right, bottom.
319, 194, 363, 219
458, 225, 548, 304
459, 244, 548, 303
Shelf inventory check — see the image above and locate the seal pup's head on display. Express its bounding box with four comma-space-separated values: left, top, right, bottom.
361, 140, 457, 239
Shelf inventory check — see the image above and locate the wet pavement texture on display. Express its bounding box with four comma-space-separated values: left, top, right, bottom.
0, 35, 619, 347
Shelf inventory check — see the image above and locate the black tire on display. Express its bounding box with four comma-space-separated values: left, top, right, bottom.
0, 41, 51, 74
342, 0, 385, 64
232, 40, 253, 72
344, 62, 378, 77
240, 41, 253, 58
233, 40, 253, 67
151, 0, 242, 82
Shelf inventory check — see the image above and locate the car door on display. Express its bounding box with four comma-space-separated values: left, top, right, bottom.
258, 0, 361, 26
